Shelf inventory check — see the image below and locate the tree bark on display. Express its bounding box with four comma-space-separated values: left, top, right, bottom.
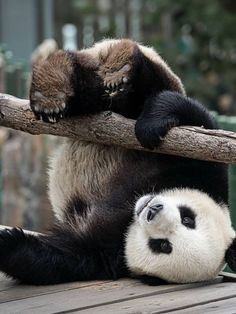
1, 93, 236, 164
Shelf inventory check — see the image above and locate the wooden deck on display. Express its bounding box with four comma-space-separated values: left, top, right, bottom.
1, 272, 236, 313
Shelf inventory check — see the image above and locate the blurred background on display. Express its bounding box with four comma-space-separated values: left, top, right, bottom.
0, 0, 235, 231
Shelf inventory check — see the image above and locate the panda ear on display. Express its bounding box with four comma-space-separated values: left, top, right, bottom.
225, 238, 236, 271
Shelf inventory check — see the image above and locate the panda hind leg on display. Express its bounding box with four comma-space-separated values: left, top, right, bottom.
30, 50, 77, 123
30, 50, 103, 123
0, 226, 118, 285
98, 39, 140, 99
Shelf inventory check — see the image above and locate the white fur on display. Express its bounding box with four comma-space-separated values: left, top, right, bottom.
48, 140, 125, 220
125, 188, 235, 283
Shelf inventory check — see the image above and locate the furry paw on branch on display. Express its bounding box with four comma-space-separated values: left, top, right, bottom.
0, 93, 236, 164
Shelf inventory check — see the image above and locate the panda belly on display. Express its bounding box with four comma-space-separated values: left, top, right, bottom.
48, 139, 126, 220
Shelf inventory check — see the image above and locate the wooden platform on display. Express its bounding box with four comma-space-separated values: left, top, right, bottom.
1, 272, 236, 313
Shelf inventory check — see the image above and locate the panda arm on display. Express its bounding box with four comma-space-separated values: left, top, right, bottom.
0, 226, 127, 285
135, 91, 217, 150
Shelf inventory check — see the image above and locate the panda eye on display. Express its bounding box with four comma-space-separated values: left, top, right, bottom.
179, 205, 196, 229
160, 240, 172, 253
182, 216, 195, 228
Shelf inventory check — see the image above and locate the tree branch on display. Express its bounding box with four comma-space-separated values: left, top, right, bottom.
1, 93, 236, 164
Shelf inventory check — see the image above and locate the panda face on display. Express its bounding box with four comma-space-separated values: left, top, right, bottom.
125, 188, 235, 283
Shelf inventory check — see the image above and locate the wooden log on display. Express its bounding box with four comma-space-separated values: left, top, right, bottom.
1, 93, 236, 164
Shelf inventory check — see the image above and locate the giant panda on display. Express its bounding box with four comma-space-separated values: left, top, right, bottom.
0, 39, 236, 285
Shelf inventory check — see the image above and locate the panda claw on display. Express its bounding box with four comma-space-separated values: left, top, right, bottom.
31, 98, 67, 123
34, 105, 39, 112
121, 64, 131, 72
48, 116, 55, 123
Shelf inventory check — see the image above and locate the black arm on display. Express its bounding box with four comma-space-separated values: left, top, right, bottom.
135, 91, 217, 149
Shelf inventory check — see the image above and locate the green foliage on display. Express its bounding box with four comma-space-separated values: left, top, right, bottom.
72, 0, 96, 15
144, 0, 236, 113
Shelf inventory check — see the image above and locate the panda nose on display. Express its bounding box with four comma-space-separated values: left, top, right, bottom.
147, 204, 163, 222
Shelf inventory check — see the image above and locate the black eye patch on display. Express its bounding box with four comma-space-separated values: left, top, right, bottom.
179, 205, 196, 229
148, 238, 172, 254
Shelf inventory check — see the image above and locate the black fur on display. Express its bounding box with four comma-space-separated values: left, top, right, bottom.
148, 238, 173, 254
135, 91, 217, 149
0, 41, 229, 285
179, 205, 196, 229
225, 238, 236, 272
66, 52, 106, 116
0, 226, 127, 285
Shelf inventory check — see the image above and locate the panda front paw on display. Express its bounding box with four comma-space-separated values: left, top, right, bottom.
135, 118, 176, 150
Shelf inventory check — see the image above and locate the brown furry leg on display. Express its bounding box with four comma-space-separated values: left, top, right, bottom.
98, 39, 139, 99
30, 50, 76, 123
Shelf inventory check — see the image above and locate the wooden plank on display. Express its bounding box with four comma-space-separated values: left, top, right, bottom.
166, 297, 236, 314
72, 282, 236, 314
0, 278, 223, 313
0, 278, 197, 303
0, 275, 112, 303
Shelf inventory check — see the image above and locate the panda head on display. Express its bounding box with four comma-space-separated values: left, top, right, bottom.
125, 188, 236, 283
